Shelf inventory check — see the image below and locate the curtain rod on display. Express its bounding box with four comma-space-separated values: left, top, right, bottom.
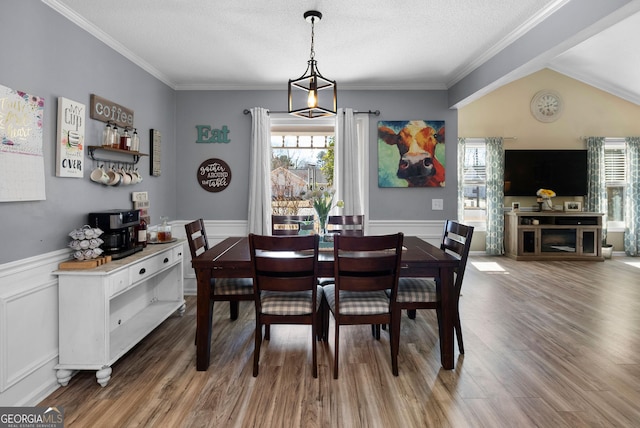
462, 136, 518, 140
243, 109, 380, 116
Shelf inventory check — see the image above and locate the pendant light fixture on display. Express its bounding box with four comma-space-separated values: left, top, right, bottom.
288, 10, 337, 119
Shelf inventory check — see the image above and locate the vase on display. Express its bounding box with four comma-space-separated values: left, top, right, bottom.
316, 211, 329, 238
542, 198, 553, 210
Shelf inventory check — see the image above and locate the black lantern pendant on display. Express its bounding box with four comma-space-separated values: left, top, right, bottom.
288, 11, 337, 119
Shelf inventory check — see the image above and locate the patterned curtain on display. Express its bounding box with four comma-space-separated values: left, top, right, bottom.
457, 138, 466, 222
624, 137, 640, 256
485, 137, 504, 255
585, 137, 607, 243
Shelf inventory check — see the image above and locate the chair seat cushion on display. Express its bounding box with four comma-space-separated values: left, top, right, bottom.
391, 277, 438, 303
324, 284, 389, 315
214, 277, 253, 296
260, 285, 323, 315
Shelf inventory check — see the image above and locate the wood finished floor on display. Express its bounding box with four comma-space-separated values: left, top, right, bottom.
40, 256, 640, 427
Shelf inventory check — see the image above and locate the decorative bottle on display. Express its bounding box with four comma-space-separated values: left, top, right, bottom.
102, 122, 112, 147
158, 216, 172, 242
121, 128, 132, 150
137, 217, 148, 248
112, 124, 119, 148
131, 128, 140, 152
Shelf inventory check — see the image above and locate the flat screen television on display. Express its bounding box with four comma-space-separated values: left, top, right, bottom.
504, 150, 588, 196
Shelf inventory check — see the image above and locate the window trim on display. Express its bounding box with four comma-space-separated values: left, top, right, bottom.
461, 138, 487, 231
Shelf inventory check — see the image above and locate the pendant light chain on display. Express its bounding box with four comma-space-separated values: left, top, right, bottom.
309, 17, 316, 61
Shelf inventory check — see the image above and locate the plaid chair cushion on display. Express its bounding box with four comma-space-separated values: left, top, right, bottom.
214, 277, 253, 296
324, 284, 390, 315
391, 277, 438, 303
260, 285, 324, 315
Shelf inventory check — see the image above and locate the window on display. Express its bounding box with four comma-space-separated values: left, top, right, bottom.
270, 116, 335, 216
604, 138, 626, 229
462, 139, 487, 226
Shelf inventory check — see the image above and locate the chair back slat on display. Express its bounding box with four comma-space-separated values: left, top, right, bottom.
327, 215, 365, 236
185, 219, 209, 259
272, 215, 315, 235
440, 220, 474, 291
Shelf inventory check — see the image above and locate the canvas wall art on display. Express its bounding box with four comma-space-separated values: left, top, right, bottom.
0, 83, 46, 202
378, 120, 445, 188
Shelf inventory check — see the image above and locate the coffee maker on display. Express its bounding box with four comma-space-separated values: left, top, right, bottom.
88, 209, 143, 259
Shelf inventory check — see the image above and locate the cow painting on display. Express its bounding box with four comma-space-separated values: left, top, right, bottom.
378, 120, 445, 187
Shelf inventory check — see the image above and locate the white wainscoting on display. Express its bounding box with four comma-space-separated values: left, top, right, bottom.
0, 249, 71, 406
0, 219, 445, 406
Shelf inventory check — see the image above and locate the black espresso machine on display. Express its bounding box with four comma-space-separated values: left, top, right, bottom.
88, 209, 143, 260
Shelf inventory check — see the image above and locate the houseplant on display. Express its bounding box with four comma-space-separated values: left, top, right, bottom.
303, 188, 344, 235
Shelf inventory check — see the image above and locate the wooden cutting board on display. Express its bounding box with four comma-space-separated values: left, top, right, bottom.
58, 255, 112, 270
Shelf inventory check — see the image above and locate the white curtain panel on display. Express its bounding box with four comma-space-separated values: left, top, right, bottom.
334, 108, 365, 215
247, 107, 271, 234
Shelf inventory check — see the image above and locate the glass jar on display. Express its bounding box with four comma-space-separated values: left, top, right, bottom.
158, 216, 172, 242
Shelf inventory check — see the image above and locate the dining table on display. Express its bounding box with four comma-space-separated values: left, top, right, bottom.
191, 235, 461, 371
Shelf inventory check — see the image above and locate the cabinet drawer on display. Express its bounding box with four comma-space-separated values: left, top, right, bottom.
128, 249, 174, 284
109, 269, 130, 297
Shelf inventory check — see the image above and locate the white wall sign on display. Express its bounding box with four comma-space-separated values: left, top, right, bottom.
56, 97, 86, 178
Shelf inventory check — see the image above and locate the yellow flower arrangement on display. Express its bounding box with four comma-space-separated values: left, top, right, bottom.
536, 188, 556, 198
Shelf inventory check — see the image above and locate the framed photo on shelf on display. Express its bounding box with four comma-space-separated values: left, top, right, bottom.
564, 201, 582, 212
511, 202, 520, 211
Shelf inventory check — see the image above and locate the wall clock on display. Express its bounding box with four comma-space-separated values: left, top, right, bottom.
530, 90, 563, 122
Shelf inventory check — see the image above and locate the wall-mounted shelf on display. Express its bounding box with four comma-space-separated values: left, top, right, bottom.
88, 146, 148, 166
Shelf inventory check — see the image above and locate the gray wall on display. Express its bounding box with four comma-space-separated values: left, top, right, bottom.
0, 2, 458, 265
0, 1, 176, 264
174, 90, 458, 223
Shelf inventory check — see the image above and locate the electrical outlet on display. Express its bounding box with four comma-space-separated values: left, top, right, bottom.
432, 198, 444, 210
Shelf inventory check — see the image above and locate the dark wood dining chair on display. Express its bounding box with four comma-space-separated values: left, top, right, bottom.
322, 233, 404, 378
249, 233, 322, 377
327, 215, 365, 236
390, 220, 473, 373
271, 215, 315, 235
184, 219, 254, 338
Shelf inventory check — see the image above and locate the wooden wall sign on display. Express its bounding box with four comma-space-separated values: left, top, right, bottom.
150, 129, 161, 176
197, 158, 231, 192
195, 125, 230, 143
90, 94, 134, 129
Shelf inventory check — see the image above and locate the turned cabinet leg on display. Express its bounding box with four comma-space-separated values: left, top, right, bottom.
96, 366, 112, 387
56, 369, 73, 386
178, 302, 186, 316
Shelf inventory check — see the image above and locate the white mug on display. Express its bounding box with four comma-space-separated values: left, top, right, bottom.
106, 167, 121, 186
90, 165, 109, 184
121, 168, 132, 185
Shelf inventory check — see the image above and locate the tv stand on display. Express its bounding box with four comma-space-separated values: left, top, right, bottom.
504, 211, 604, 261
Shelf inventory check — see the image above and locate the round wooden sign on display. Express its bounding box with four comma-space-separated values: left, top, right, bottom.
197, 158, 231, 192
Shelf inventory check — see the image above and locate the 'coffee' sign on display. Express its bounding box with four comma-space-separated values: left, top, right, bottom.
197, 158, 231, 193
195, 125, 230, 143
90, 94, 134, 129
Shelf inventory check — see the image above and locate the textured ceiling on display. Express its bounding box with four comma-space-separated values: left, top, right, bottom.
45, 0, 640, 105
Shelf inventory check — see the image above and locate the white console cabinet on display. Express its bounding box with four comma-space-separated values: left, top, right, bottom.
54, 240, 185, 387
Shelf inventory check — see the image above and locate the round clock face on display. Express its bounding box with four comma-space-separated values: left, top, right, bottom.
531, 90, 562, 122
